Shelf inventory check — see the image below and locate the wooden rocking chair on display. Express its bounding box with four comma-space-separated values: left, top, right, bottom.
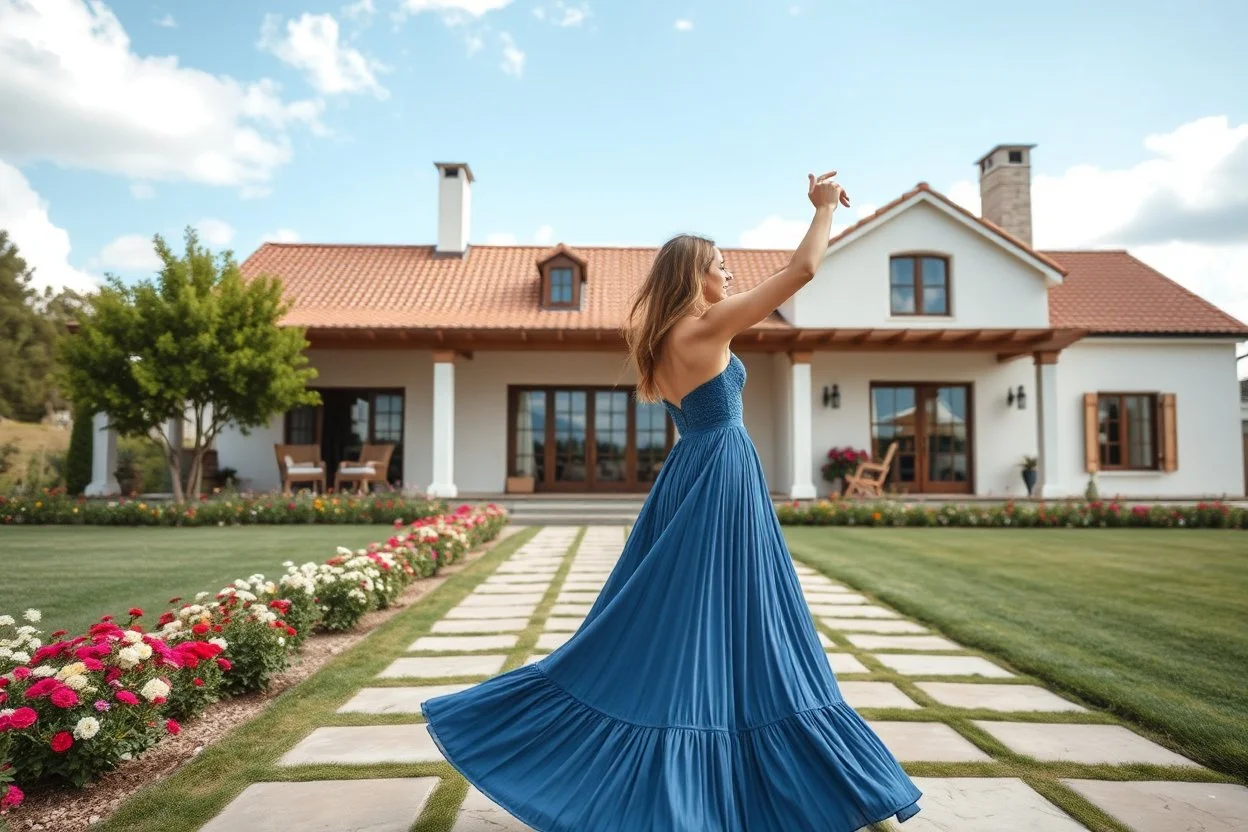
334, 443, 396, 493
844, 441, 898, 499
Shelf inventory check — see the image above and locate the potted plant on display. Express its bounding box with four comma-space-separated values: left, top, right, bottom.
1020, 455, 1038, 496
114, 447, 140, 495
821, 446, 869, 496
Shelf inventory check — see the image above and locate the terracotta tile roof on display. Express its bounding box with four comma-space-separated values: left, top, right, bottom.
241, 244, 793, 331
1044, 250, 1248, 335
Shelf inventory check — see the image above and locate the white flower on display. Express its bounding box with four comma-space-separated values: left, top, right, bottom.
27, 638, 41, 650
74, 716, 101, 739
10, 651, 29, 663
208, 637, 228, 650
123, 630, 143, 644
140, 678, 171, 701
236, 590, 257, 602
195, 592, 210, 601
277, 637, 286, 646
0, 647, 11, 659
23, 609, 41, 622
64, 674, 88, 691
0, 615, 13, 626
134, 643, 152, 660
31, 665, 57, 678
234, 579, 250, 589
117, 646, 141, 668
16, 626, 36, 637
336, 546, 353, 555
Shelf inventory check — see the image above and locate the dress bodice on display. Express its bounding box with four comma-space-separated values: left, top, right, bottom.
661, 352, 746, 436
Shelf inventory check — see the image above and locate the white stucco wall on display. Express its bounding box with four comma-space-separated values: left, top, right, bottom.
1055, 339, 1244, 498
783, 200, 1052, 331
808, 350, 1037, 497
215, 348, 435, 492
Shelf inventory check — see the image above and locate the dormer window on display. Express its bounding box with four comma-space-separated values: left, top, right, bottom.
890, 254, 950, 316
537, 243, 587, 310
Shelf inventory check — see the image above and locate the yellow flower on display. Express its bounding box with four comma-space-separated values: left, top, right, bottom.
871, 512, 882, 521
138, 502, 146, 510
72, 507, 78, 514
34, 501, 42, 508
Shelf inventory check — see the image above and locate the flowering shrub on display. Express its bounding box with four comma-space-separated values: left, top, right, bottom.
775, 499, 1248, 529
820, 447, 870, 483
0, 503, 507, 798
0, 490, 443, 527
0, 611, 220, 787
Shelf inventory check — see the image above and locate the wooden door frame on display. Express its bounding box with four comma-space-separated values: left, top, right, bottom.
868, 381, 975, 494
283, 387, 405, 484
507, 385, 674, 492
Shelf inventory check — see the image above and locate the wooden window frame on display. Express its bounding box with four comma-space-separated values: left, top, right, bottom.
506, 385, 674, 492
540, 255, 582, 310
1095, 392, 1160, 472
889, 254, 952, 317
867, 381, 975, 494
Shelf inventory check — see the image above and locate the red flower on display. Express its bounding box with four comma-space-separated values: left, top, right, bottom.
7, 707, 37, 730
216, 658, 232, 671
50, 629, 68, 639
211, 624, 223, 633
100, 615, 113, 622
191, 623, 210, 635
193, 677, 205, 687
115, 690, 139, 705
158, 612, 176, 627
51, 731, 73, 753
285, 626, 297, 637
23, 678, 61, 699
128, 607, 144, 618
12, 667, 30, 681
50, 687, 80, 709
1, 784, 24, 809
105, 666, 124, 684
168, 596, 182, 605
165, 719, 181, 735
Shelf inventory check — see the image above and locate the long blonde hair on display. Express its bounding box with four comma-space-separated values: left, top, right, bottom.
624, 234, 717, 404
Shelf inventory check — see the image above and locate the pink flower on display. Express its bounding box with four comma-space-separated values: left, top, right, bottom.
50, 687, 80, 709
1, 783, 24, 810
12, 667, 30, 681
165, 718, 181, 735
22, 678, 61, 699
115, 690, 139, 706
94, 699, 111, 712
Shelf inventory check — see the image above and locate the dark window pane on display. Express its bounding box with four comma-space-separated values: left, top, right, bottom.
550, 268, 575, 305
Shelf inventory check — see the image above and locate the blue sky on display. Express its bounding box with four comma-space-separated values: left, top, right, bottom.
1, 0, 1246, 334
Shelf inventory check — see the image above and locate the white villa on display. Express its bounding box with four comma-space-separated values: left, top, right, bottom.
86, 145, 1248, 500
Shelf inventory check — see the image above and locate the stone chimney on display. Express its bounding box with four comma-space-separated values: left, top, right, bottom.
976, 144, 1035, 245
434, 162, 474, 255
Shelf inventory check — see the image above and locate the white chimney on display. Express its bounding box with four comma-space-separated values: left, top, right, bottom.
434, 162, 474, 255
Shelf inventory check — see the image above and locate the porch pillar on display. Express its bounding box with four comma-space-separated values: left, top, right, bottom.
1034, 351, 1062, 498
85, 411, 120, 496
428, 350, 458, 498
789, 351, 817, 500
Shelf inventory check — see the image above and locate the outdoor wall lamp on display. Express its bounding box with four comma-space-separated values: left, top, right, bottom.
1006, 384, 1026, 410
822, 384, 841, 409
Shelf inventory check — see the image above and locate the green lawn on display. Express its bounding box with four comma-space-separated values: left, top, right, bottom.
0, 525, 396, 634
785, 527, 1248, 781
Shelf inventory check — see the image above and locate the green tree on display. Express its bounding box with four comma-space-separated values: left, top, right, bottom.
0, 230, 76, 421
59, 228, 319, 501
65, 400, 94, 495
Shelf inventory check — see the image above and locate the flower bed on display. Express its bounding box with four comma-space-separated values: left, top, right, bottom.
775, 499, 1248, 529
0, 503, 508, 813
0, 490, 444, 526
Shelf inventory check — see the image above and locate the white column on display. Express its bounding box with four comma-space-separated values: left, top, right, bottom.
85, 411, 120, 496
427, 351, 458, 498
789, 352, 817, 500
1034, 352, 1062, 498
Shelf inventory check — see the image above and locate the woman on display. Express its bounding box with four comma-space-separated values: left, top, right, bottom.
422, 172, 923, 830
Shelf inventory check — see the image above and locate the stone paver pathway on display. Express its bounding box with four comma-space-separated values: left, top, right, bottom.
201, 525, 1248, 831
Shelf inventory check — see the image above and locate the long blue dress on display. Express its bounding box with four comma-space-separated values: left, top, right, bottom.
422, 352, 923, 830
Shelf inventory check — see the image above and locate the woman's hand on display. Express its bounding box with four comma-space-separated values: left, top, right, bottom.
808, 170, 850, 210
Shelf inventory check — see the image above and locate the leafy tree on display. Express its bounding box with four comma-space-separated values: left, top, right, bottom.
65, 400, 94, 495
59, 228, 319, 501
0, 231, 77, 421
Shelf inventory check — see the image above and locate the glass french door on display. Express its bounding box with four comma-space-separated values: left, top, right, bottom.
870, 383, 972, 494
284, 388, 404, 486
510, 387, 674, 491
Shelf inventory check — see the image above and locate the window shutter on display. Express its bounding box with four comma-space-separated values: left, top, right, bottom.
1159, 393, 1178, 472
1083, 393, 1099, 473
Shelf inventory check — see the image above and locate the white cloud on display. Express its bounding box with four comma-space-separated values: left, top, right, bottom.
155, 12, 176, 28
129, 182, 155, 200
738, 204, 870, 248
535, 2, 589, 26
500, 32, 524, 76
341, 0, 376, 22
535, 225, 555, 245
259, 13, 388, 98
261, 228, 301, 243
0, 160, 97, 294
674, 19, 693, 31
97, 233, 161, 272
465, 34, 484, 54
949, 115, 1248, 325
195, 218, 235, 247
0, 0, 324, 191
486, 232, 518, 245
400, 0, 512, 21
